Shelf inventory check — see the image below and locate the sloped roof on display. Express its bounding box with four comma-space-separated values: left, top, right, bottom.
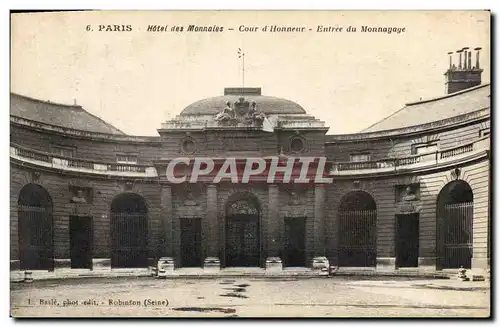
362, 84, 491, 133
10, 93, 125, 135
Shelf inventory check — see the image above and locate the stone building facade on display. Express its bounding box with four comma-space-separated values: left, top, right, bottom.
10, 51, 491, 276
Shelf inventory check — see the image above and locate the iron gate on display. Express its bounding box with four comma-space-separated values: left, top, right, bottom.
440, 202, 473, 269
18, 205, 54, 270
338, 209, 376, 267
111, 212, 148, 268
226, 214, 260, 267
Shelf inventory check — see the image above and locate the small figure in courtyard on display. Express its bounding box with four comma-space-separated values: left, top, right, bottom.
328, 265, 339, 277
457, 266, 469, 281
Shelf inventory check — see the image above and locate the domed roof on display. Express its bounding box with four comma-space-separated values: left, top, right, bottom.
180, 87, 307, 116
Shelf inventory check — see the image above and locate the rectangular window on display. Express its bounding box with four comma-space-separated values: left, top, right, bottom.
116, 154, 138, 164
349, 153, 371, 162
479, 128, 490, 137
51, 145, 74, 158
412, 143, 438, 155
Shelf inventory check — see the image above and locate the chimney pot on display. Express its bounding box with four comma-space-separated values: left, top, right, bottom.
462, 47, 470, 69
447, 51, 454, 69
456, 49, 463, 69
474, 47, 482, 70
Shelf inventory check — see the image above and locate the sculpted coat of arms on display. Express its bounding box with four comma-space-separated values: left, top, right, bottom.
214, 97, 266, 126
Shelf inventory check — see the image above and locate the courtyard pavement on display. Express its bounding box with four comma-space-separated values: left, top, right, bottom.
10, 276, 490, 318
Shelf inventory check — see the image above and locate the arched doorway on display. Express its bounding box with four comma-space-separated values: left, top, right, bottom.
110, 193, 149, 268
338, 191, 377, 267
437, 180, 473, 269
18, 183, 54, 270
225, 193, 261, 267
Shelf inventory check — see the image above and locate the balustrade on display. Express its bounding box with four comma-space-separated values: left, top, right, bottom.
331, 138, 488, 174
10, 136, 488, 178
10, 143, 155, 176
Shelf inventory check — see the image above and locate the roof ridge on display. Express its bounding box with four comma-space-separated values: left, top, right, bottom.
81, 110, 126, 135
361, 83, 490, 132
11, 92, 83, 109
405, 83, 490, 106
11, 92, 125, 135
327, 106, 490, 140
361, 104, 408, 132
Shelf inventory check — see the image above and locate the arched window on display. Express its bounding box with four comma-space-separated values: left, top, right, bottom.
437, 180, 473, 269
225, 193, 261, 268
18, 184, 54, 270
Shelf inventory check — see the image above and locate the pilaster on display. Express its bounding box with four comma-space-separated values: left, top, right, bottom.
266, 184, 282, 270
204, 184, 220, 270
160, 185, 173, 258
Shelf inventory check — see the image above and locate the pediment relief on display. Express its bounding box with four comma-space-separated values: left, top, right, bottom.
214, 97, 266, 126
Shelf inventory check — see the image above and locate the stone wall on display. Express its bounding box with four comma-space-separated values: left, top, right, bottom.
323, 158, 490, 270
10, 165, 163, 265
10, 125, 162, 163
325, 118, 490, 161
10, 114, 490, 271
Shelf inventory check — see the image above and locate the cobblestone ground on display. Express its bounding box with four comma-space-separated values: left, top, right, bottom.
10, 276, 490, 318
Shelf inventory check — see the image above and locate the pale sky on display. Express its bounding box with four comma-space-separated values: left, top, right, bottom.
10, 11, 490, 136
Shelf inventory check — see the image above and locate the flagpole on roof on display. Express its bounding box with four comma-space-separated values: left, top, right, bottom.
238, 48, 245, 88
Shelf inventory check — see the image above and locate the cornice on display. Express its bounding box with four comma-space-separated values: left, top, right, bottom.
10, 116, 161, 144
325, 107, 490, 143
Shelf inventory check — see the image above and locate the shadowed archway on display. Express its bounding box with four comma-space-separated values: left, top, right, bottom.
437, 180, 473, 269
18, 183, 54, 270
224, 192, 261, 268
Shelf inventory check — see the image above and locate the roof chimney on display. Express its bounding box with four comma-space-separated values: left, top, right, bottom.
444, 46, 483, 94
